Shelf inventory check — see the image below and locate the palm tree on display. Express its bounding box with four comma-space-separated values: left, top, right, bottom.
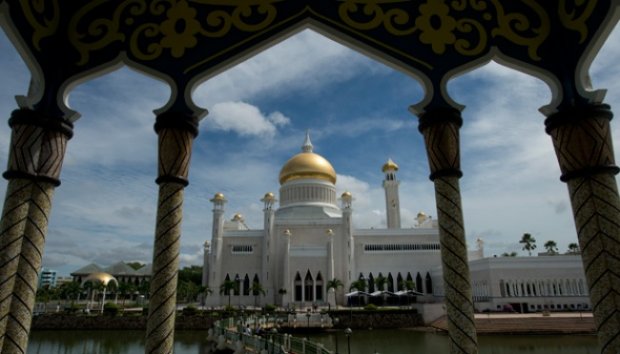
544, 240, 558, 255
375, 275, 387, 291
250, 282, 266, 307
519, 233, 537, 256
567, 242, 580, 255
501, 252, 518, 257
399, 280, 415, 291
326, 278, 344, 291
220, 279, 238, 307
349, 279, 367, 292
198, 286, 213, 309
58, 281, 81, 306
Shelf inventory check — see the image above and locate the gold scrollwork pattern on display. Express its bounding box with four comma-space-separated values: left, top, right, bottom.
558, 0, 597, 44
20, 0, 60, 51
338, 0, 550, 60
68, 0, 280, 64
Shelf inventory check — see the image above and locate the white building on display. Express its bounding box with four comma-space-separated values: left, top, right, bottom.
203, 133, 444, 308
431, 255, 591, 313
38, 268, 57, 288
203, 133, 590, 314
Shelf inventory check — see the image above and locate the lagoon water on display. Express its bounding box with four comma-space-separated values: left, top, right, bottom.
27, 329, 598, 354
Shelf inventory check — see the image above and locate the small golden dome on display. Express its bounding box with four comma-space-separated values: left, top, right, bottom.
263, 192, 275, 200
279, 132, 336, 185
211, 193, 225, 202
382, 158, 399, 172
341, 191, 352, 198
83, 272, 117, 287
232, 213, 244, 222
417, 211, 427, 218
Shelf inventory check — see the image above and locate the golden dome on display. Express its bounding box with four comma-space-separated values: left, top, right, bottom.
279, 132, 336, 185
232, 213, 244, 221
210, 192, 225, 202
83, 272, 117, 287
262, 192, 275, 200
382, 158, 399, 172
417, 211, 427, 218
341, 191, 352, 198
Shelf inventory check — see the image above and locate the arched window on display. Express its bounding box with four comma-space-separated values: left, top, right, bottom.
243, 274, 250, 296
304, 270, 314, 302
499, 280, 505, 297
387, 273, 394, 292
294, 272, 302, 302
425, 272, 433, 294
252, 274, 260, 296
234, 274, 241, 296
416, 273, 423, 293
315, 272, 324, 301
368, 273, 375, 293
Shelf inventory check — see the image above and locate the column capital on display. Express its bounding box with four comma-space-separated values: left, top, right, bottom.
545, 104, 619, 182
154, 111, 199, 137
418, 107, 463, 181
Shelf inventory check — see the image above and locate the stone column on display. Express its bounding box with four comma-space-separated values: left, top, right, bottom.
145, 114, 196, 354
0, 109, 71, 351
418, 108, 478, 354
545, 103, 620, 354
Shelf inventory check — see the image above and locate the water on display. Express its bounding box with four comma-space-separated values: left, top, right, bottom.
26, 329, 598, 354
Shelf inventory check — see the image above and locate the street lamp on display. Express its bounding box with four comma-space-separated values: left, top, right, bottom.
306, 308, 311, 328
344, 327, 352, 354
333, 317, 340, 354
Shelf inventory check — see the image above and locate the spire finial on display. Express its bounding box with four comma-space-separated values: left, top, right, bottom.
302, 130, 313, 153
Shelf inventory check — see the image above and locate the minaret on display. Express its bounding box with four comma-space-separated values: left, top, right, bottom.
382, 158, 401, 229
341, 191, 354, 295
208, 193, 226, 298
261, 192, 276, 304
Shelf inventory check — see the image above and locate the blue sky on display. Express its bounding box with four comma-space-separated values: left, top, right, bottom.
0, 24, 619, 276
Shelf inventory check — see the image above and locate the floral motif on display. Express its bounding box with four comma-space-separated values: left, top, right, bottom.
415, 0, 457, 54
160, 0, 202, 58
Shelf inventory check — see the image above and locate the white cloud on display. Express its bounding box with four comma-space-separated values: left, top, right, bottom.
204, 101, 290, 138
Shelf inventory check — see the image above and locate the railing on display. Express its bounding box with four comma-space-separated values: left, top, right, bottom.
209, 315, 332, 354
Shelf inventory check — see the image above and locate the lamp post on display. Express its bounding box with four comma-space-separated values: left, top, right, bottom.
333, 317, 340, 354
344, 328, 352, 354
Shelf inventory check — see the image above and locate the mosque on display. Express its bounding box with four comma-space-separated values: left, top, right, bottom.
202, 133, 590, 314
202, 133, 446, 308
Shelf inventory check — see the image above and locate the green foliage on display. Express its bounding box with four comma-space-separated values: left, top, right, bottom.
566, 242, 580, 255
519, 233, 537, 256
364, 304, 378, 311
544, 240, 558, 254
263, 304, 276, 312
182, 305, 198, 316
103, 302, 120, 317
501, 252, 518, 257
326, 278, 344, 290
178, 266, 203, 285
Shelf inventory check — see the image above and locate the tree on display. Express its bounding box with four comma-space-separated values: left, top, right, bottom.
544, 240, 558, 255
567, 242, 580, 255
117, 282, 136, 308
326, 278, 344, 291
349, 279, 367, 292
220, 279, 238, 307
399, 280, 415, 291
519, 233, 537, 256
501, 252, 518, 257
126, 262, 145, 270
375, 275, 387, 291
58, 281, 82, 306
198, 286, 212, 309
250, 281, 266, 306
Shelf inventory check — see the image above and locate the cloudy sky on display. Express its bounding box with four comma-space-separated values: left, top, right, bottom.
0, 23, 619, 276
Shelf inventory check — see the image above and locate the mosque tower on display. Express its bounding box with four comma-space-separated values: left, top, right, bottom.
382, 158, 401, 229
205, 193, 226, 289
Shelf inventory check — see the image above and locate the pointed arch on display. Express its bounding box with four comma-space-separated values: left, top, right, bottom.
316, 272, 324, 301
243, 274, 250, 296
234, 274, 241, 296
368, 273, 375, 293
294, 272, 302, 302
387, 273, 394, 292
425, 272, 433, 294
416, 272, 423, 293
397, 273, 404, 291
304, 270, 314, 302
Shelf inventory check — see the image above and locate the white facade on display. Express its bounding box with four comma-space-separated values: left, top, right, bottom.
203, 134, 442, 308
431, 255, 591, 313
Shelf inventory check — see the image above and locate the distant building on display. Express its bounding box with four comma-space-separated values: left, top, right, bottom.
38, 268, 57, 288
71, 261, 151, 286
431, 255, 590, 313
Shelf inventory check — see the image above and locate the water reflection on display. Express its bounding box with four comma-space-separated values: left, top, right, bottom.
27, 329, 598, 354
